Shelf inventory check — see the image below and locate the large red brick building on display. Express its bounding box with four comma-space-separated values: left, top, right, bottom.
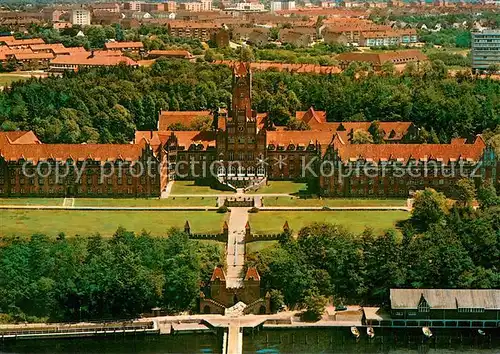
0, 62, 498, 197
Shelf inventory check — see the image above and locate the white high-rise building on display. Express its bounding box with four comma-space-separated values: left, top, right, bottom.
270, 1, 282, 12
282, 1, 296, 10
71, 9, 91, 26
200, 0, 213, 11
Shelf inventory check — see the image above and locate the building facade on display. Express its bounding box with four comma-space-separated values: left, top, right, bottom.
389, 289, 500, 328
472, 30, 500, 72
71, 9, 91, 26
0, 62, 498, 198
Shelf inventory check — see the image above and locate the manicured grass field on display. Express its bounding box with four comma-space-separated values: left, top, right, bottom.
261, 197, 407, 207
249, 211, 409, 235
0, 198, 63, 205
170, 181, 234, 195
0, 74, 30, 87
74, 197, 217, 207
250, 181, 309, 195
0, 210, 227, 237
246, 240, 277, 254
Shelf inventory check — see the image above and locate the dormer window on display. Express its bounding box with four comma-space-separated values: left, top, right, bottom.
418, 295, 430, 313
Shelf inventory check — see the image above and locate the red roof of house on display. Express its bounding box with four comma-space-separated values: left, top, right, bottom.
0, 131, 41, 147
213, 61, 341, 74
14, 52, 54, 60
336, 50, 427, 65
5, 38, 45, 46
0, 138, 147, 163
334, 134, 486, 163
104, 41, 144, 49
244, 267, 260, 281
210, 266, 226, 281
295, 107, 327, 127
50, 54, 138, 66
148, 50, 193, 58
158, 110, 212, 131
29, 43, 65, 51
134, 130, 216, 151
267, 130, 334, 147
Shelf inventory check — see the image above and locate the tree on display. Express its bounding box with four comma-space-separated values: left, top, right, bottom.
239, 46, 255, 63
368, 121, 384, 144
411, 188, 448, 228
477, 182, 499, 209
302, 290, 328, 321
190, 115, 213, 131
381, 61, 395, 76
269, 289, 285, 313
454, 178, 476, 207
285, 117, 310, 131
204, 49, 216, 62
351, 129, 373, 144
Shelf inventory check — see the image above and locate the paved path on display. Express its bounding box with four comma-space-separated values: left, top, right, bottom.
0, 205, 409, 212
161, 181, 175, 198
0, 205, 218, 211
62, 198, 74, 207
226, 207, 249, 288
227, 324, 242, 354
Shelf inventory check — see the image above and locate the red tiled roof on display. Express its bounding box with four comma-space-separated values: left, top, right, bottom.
29, 43, 65, 52
5, 38, 45, 46
104, 41, 144, 49
14, 52, 54, 60
336, 50, 427, 65
135, 130, 216, 151
295, 107, 327, 126
1, 140, 147, 163
210, 266, 226, 281
168, 21, 220, 29
158, 110, 212, 131
0, 131, 41, 147
50, 54, 138, 66
0, 36, 15, 43
334, 135, 486, 163
267, 130, 334, 147
244, 267, 260, 281
148, 50, 193, 58
213, 61, 341, 74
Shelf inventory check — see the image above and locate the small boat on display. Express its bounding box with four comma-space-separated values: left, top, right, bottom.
478, 329, 486, 336
422, 327, 433, 338
367, 326, 375, 338
351, 326, 360, 338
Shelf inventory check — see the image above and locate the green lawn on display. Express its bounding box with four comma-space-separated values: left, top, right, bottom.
249, 211, 409, 235
250, 181, 309, 195
261, 197, 407, 207
0, 74, 30, 87
0, 210, 227, 238
0, 198, 63, 206
246, 240, 277, 254
74, 197, 217, 207
170, 181, 234, 195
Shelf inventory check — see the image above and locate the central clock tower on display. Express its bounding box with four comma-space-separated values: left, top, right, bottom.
216, 62, 266, 181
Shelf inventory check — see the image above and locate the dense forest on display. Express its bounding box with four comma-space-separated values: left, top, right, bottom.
0, 228, 224, 323
249, 184, 500, 312
0, 60, 499, 144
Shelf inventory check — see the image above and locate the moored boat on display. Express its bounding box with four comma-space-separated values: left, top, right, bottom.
367, 327, 375, 338
422, 327, 433, 337
350, 327, 360, 338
